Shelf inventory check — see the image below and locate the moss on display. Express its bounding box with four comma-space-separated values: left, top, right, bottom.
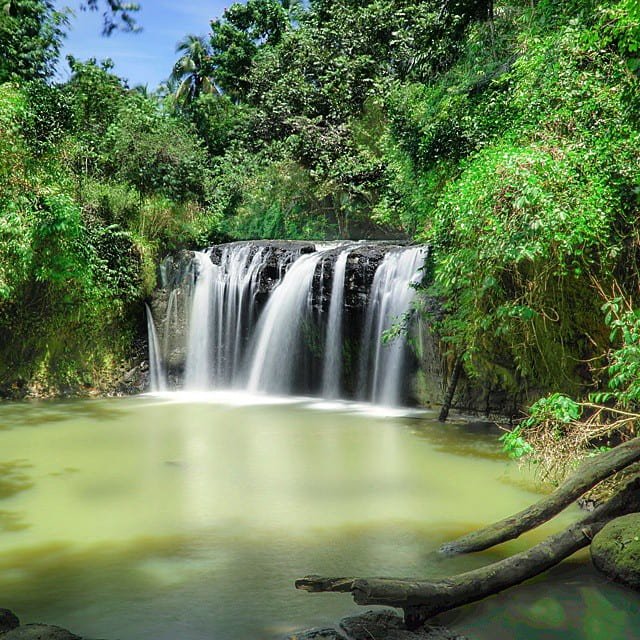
591, 513, 640, 590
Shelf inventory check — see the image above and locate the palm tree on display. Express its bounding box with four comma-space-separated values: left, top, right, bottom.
171, 34, 218, 106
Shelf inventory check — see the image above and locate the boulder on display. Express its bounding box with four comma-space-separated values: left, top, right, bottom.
0, 609, 20, 634
340, 610, 469, 640
288, 611, 468, 640
591, 513, 640, 590
1, 624, 81, 640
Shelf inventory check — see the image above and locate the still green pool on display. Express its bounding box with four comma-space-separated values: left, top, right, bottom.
0, 393, 637, 639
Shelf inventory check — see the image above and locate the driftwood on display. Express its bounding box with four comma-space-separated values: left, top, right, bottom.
296, 478, 640, 628
440, 436, 640, 553
296, 438, 640, 628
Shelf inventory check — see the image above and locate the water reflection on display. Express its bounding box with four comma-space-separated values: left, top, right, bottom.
0, 460, 33, 499
0, 396, 637, 639
0, 398, 126, 430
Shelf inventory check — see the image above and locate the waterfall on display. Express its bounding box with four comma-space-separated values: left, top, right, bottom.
184, 252, 217, 390
151, 241, 427, 406
183, 246, 275, 390
322, 248, 350, 399
145, 303, 167, 392
247, 252, 324, 394
357, 247, 426, 406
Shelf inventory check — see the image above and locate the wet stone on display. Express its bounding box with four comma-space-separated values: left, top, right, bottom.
290, 611, 469, 640
0, 609, 20, 634
340, 610, 469, 639
1, 624, 82, 640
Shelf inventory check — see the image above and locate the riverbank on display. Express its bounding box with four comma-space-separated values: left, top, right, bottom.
0, 339, 149, 401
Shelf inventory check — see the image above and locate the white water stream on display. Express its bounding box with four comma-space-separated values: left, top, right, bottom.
247, 252, 324, 393
321, 248, 350, 399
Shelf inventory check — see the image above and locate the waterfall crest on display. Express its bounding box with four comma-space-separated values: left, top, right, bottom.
149, 241, 426, 405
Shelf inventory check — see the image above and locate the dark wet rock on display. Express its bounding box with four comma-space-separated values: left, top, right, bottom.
1, 624, 82, 639
288, 611, 468, 640
340, 610, 469, 639
313, 243, 407, 314
287, 628, 347, 639
591, 513, 640, 590
0, 609, 20, 634
208, 241, 316, 301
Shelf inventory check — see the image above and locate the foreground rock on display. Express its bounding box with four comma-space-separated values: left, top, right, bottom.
1, 625, 81, 639
288, 610, 468, 640
0, 611, 98, 640
0, 610, 19, 634
591, 513, 640, 590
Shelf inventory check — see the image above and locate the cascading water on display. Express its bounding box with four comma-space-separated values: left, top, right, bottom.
145, 303, 167, 392
322, 248, 350, 399
247, 252, 324, 394
148, 241, 427, 406
184, 251, 216, 390
357, 247, 426, 406
183, 246, 277, 390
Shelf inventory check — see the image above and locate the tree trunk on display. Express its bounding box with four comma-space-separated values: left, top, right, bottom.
438, 355, 464, 422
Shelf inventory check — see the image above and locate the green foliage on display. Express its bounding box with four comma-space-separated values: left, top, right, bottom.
594, 299, 640, 409
210, 0, 292, 99
199, 0, 487, 238
500, 427, 534, 459
19, 80, 74, 154
0, 0, 68, 83
1, 0, 640, 403
31, 193, 88, 288
213, 153, 331, 239
64, 57, 126, 148
0, 53, 219, 391
82, 0, 141, 36
376, 1, 640, 394
100, 94, 210, 201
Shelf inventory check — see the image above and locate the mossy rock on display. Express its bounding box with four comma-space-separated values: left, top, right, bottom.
591, 514, 640, 590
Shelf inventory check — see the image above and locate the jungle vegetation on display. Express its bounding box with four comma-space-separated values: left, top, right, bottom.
0, 0, 639, 472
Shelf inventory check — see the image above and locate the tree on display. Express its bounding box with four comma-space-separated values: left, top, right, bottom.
0, 0, 68, 82
209, 0, 292, 100
101, 94, 210, 202
81, 0, 141, 36
171, 35, 217, 107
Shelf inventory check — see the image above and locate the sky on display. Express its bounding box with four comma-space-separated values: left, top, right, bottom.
57, 1, 233, 89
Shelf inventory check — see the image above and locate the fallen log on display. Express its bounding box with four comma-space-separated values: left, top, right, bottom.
296, 478, 640, 629
439, 436, 640, 554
